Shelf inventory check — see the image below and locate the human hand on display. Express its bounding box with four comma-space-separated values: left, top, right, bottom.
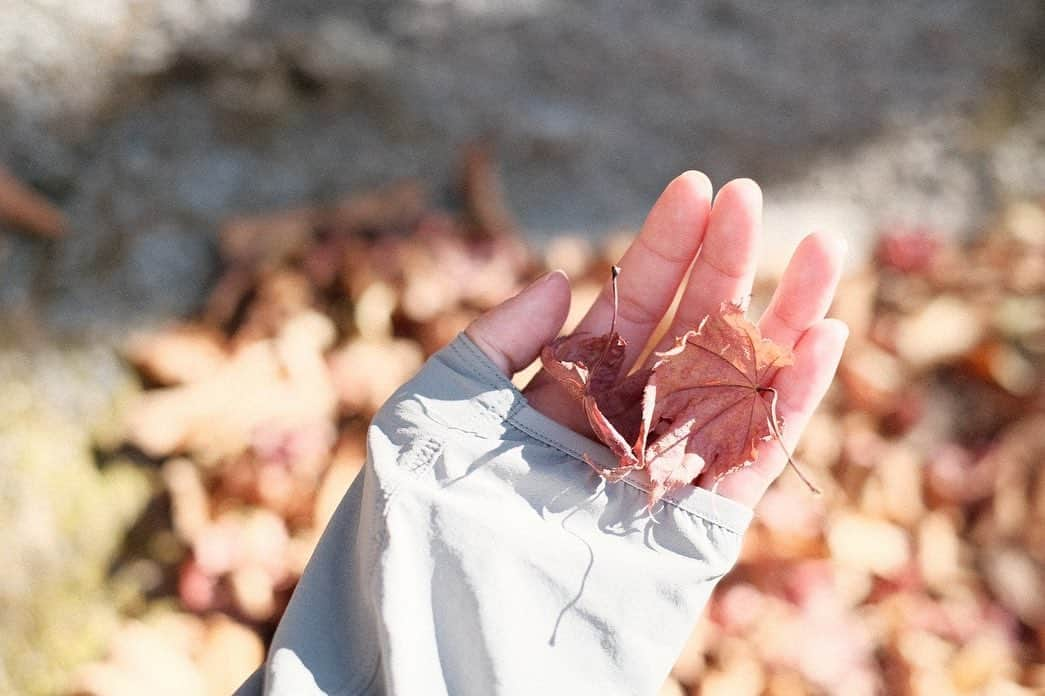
466, 172, 847, 509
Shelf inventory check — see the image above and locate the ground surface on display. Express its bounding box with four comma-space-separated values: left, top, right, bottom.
2, 5, 1045, 693
1, 0, 1044, 333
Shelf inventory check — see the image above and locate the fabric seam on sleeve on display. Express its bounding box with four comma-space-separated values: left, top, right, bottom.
506, 409, 746, 535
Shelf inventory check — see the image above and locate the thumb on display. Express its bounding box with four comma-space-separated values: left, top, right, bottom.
465, 270, 571, 376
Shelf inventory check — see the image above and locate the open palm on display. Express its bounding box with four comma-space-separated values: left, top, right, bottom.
467, 172, 847, 509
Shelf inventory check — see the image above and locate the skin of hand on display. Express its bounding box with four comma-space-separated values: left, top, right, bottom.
466, 172, 848, 509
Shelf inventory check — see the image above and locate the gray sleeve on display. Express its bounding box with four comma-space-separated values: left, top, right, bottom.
239, 333, 753, 696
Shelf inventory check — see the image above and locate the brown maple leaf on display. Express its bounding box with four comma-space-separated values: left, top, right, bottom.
540, 267, 650, 467
641, 302, 817, 503
541, 268, 817, 508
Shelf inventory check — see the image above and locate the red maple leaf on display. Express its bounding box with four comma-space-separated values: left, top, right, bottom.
540, 268, 817, 507
540, 268, 650, 467
641, 302, 806, 502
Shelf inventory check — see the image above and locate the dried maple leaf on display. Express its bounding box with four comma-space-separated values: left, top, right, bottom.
641, 302, 817, 502
541, 268, 817, 507
540, 267, 650, 469
0, 165, 67, 238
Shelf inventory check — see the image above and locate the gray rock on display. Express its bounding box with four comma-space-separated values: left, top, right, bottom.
122, 223, 217, 318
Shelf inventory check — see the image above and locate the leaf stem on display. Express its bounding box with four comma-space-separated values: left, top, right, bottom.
761, 387, 821, 495
592, 265, 622, 374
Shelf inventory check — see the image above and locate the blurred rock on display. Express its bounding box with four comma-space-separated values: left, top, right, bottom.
123, 224, 218, 318
3, 1, 1045, 334
282, 16, 395, 87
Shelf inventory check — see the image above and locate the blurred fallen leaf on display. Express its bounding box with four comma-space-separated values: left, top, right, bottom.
328, 338, 424, 415
894, 296, 984, 369
127, 311, 337, 462
126, 326, 228, 386
0, 164, 67, 238
827, 512, 910, 577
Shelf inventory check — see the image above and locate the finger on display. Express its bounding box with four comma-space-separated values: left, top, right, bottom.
658, 178, 762, 346
466, 270, 571, 376
573, 171, 713, 369
758, 232, 846, 349
704, 318, 849, 507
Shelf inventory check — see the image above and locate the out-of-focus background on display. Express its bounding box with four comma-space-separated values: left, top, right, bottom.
2, 2, 1044, 694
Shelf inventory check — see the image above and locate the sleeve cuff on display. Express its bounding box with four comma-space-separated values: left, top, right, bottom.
442, 332, 755, 535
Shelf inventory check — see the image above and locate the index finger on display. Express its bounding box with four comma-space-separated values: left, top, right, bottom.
570, 171, 713, 369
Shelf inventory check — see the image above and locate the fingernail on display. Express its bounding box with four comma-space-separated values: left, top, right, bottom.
527, 269, 567, 290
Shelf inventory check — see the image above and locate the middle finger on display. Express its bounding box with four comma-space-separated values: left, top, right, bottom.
651, 178, 762, 356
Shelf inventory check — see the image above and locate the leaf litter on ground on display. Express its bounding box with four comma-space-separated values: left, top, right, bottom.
74, 151, 1045, 695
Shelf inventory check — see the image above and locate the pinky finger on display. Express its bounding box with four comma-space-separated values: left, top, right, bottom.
701, 317, 849, 508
